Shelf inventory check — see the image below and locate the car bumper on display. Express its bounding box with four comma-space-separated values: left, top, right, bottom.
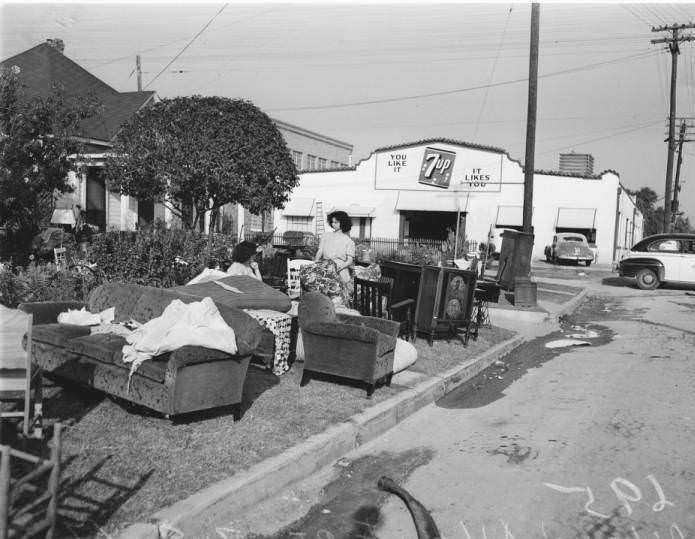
557, 255, 593, 262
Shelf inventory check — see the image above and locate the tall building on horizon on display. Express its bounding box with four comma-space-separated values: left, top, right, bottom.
559, 152, 594, 176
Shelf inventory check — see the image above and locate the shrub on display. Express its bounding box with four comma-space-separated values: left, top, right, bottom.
89, 223, 236, 287
0, 260, 99, 308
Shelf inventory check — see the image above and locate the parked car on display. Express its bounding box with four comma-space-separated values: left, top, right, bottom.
618, 233, 695, 290
544, 232, 594, 266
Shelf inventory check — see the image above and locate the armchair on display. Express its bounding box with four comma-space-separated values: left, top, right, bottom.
298, 292, 400, 397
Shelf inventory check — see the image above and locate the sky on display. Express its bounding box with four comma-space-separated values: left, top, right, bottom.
2, 1, 695, 221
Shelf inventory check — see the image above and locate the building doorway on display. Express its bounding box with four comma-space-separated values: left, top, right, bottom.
86, 167, 106, 231
400, 211, 459, 241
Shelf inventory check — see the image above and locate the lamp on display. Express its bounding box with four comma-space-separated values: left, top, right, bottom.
50, 208, 76, 247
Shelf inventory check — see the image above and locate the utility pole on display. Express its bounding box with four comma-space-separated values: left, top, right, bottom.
651, 23, 695, 232
671, 121, 687, 226
136, 54, 142, 91
522, 2, 540, 234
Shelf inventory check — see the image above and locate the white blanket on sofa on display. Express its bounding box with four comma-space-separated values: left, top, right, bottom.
121, 296, 238, 383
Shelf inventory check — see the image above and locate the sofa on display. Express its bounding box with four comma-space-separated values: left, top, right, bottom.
18, 283, 274, 418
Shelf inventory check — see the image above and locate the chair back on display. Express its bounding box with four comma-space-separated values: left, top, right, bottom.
287, 259, 315, 299
298, 292, 337, 328
0, 313, 36, 438
0, 423, 62, 539
353, 277, 394, 319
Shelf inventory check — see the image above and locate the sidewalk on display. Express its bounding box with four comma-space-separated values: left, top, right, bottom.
116, 279, 588, 539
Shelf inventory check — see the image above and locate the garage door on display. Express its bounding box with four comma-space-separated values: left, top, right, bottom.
495, 206, 523, 227
556, 208, 596, 228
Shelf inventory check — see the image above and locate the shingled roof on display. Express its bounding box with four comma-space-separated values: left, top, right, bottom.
1, 42, 155, 146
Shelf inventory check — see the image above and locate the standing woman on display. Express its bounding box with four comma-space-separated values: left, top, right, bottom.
313, 211, 355, 303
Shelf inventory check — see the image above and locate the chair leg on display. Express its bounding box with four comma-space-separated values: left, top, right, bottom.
385, 373, 393, 387
300, 370, 311, 387
232, 403, 242, 422
366, 383, 375, 399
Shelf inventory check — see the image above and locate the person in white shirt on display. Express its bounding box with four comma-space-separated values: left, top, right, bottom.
226, 241, 263, 281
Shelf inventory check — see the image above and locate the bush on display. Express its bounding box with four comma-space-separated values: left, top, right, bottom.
0, 260, 100, 308
89, 223, 236, 287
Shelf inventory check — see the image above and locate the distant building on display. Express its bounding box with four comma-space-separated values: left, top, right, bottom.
275, 139, 643, 264
559, 152, 594, 176
233, 119, 353, 237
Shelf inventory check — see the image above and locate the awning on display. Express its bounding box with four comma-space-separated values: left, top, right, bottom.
328, 204, 375, 218
495, 205, 523, 227
556, 208, 596, 228
395, 191, 465, 212
282, 198, 315, 217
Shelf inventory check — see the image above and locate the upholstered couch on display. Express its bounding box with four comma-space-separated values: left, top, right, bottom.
18, 283, 274, 418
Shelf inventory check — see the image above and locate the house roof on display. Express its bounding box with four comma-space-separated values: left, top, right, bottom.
1, 43, 155, 144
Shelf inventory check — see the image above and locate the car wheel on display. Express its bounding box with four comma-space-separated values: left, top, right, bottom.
585, 260, 592, 267
635, 268, 659, 290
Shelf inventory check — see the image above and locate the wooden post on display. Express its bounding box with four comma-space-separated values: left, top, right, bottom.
522, 3, 540, 233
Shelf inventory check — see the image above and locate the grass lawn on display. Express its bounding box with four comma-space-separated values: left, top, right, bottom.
19, 326, 514, 539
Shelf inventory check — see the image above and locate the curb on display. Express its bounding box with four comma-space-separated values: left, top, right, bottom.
116, 334, 524, 539
546, 286, 589, 322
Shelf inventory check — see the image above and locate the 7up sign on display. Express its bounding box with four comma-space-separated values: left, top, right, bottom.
418, 147, 456, 189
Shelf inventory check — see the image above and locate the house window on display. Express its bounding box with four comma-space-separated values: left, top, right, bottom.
318, 157, 327, 169
248, 211, 273, 232
291, 150, 303, 169
286, 215, 313, 232
330, 160, 340, 168
306, 155, 316, 169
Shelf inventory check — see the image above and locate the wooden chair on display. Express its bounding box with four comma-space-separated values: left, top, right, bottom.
0, 424, 62, 539
52, 249, 67, 271
286, 259, 315, 299
0, 314, 42, 439
353, 277, 415, 341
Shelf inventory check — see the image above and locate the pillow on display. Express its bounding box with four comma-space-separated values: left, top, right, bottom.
393, 339, 417, 374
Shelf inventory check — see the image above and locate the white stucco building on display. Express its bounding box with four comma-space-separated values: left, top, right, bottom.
273, 139, 643, 264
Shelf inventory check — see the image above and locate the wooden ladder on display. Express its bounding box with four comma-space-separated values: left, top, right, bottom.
315, 201, 324, 236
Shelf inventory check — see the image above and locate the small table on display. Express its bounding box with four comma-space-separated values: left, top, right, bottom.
244, 309, 293, 375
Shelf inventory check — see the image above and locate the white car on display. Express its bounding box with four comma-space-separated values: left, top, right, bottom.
618, 233, 695, 290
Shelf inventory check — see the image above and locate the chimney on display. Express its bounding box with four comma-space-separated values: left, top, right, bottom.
45, 38, 65, 54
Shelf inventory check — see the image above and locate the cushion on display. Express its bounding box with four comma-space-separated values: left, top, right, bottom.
32, 324, 92, 347
175, 275, 292, 312
298, 292, 337, 327
89, 283, 148, 322
65, 334, 169, 383
393, 338, 417, 373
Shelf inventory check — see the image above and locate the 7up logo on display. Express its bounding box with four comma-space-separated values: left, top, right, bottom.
419, 147, 456, 189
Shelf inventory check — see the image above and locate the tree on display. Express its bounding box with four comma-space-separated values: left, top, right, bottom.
627, 187, 661, 236
104, 96, 299, 236
0, 65, 100, 258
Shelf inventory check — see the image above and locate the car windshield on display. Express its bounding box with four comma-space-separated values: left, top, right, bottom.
562, 236, 585, 242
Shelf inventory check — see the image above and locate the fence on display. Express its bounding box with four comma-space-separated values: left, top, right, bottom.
241, 231, 478, 259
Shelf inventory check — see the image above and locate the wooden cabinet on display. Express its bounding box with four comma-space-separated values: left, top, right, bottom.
381, 261, 477, 346
414, 266, 478, 345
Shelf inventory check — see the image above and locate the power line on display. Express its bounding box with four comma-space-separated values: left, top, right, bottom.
144, 3, 228, 90
538, 119, 664, 156
267, 50, 658, 112
474, 5, 513, 140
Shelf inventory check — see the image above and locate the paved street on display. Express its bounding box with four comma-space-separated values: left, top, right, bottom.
225, 271, 695, 539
